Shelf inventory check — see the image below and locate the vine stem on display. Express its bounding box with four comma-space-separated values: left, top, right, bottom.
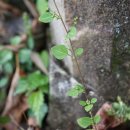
53, 0, 85, 88
53, 1, 98, 130
89, 112, 98, 130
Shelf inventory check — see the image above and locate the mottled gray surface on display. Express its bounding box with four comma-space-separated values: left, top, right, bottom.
47, 0, 130, 129
47, 61, 85, 130
65, 0, 130, 102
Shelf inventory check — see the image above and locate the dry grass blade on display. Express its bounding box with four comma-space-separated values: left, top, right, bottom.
31, 52, 48, 75
23, 0, 38, 18
3, 53, 20, 115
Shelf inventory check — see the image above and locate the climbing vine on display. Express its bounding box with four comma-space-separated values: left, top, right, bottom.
39, 0, 100, 129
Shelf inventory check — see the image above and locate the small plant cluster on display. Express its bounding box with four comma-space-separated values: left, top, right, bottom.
108, 96, 130, 121
39, 0, 100, 129
15, 71, 49, 126
77, 98, 100, 129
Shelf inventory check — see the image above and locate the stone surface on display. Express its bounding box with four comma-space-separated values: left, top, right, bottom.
47, 61, 86, 130
48, 0, 130, 129
65, 0, 130, 102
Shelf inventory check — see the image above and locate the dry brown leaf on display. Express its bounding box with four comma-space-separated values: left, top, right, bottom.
28, 117, 40, 130
31, 52, 48, 75
3, 96, 28, 130
94, 103, 124, 130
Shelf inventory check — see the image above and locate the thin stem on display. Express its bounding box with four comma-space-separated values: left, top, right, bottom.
23, 111, 28, 123
9, 114, 25, 130
53, 0, 85, 88
89, 112, 98, 130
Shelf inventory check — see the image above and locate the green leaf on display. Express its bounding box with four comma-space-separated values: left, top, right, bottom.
51, 45, 69, 60
66, 26, 77, 39
75, 48, 84, 56
40, 51, 49, 68
39, 12, 54, 23
0, 77, 8, 88
113, 102, 120, 109
15, 71, 49, 95
85, 104, 93, 112
35, 104, 48, 126
22, 13, 31, 34
0, 90, 6, 102
36, 0, 48, 15
28, 90, 44, 113
91, 98, 97, 104
0, 50, 13, 65
27, 35, 34, 49
14, 77, 29, 95
77, 117, 93, 129
39, 84, 49, 94
79, 100, 87, 107
3, 62, 13, 74
86, 100, 91, 105
27, 71, 49, 91
0, 116, 10, 125
67, 84, 85, 97
28, 103, 48, 126
19, 49, 31, 63
94, 115, 101, 124
10, 36, 21, 45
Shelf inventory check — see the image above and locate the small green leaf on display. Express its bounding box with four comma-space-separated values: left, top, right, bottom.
67, 84, 85, 97
28, 91, 44, 125
27, 35, 34, 49
28, 103, 48, 126
39, 84, 49, 94
36, 0, 48, 15
36, 104, 48, 126
15, 71, 49, 94
19, 49, 31, 63
0, 50, 13, 65
94, 115, 101, 124
51, 45, 69, 60
3, 62, 13, 74
91, 98, 97, 104
66, 26, 77, 39
0, 116, 10, 125
86, 100, 91, 105
0, 91, 6, 102
79, 101, 87, 107
10, 36, 21, 45
28, 90, 44, 113
27, 71, 49, 91
75, 48, 84, 56
39, 12, 54, 23
77, 117, 93, 128
113, 102, 120, 109
14, 77, 29, 95
0, 77, 8, 88
40, 51, 49, 68
85, 104, 93, 112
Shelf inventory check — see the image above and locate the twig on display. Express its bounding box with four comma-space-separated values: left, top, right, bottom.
31, 52, 49, 75
89, 111, 98, 130
23, 0, 38, 18
3, 52, 20, 115
9, 114, 25, 130
0, 44, 25, 52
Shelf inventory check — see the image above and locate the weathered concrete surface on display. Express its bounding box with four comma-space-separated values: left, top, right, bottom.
47, 61, 86, 130
47, 0, 130, 129
64, 0, 130, 102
